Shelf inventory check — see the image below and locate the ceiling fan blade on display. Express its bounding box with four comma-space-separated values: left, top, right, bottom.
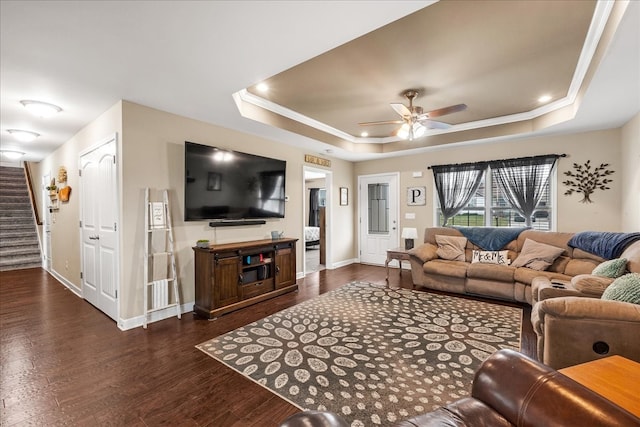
359, 119, 404, 126
390, 103, 411, 117
424, 120, 452, 130
425, 103, 467, 118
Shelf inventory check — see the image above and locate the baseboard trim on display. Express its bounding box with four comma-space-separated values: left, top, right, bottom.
49, 268, 82, 298
118, 301, 194, 331
329, 258, 357, 269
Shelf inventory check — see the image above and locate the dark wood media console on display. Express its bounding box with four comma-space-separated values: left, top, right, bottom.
193, 237, 298, 319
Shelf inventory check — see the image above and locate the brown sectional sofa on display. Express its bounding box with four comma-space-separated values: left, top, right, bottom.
408, 227, 636, 305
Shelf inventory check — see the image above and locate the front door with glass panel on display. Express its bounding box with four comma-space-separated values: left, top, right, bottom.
359, 173, 399, 265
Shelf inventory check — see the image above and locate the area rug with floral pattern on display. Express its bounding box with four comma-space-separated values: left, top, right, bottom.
197, 281, 522, 426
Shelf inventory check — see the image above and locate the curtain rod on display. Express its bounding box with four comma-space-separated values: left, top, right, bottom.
427, 153, 567, 170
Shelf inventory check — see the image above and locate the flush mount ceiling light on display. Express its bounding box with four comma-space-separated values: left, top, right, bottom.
256, 83, 269, 93
0, 150, 26, 160
7, 129, 40, 142
20, 100, 63, 117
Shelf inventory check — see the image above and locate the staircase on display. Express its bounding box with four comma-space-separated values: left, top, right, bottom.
0, 166, 42, 271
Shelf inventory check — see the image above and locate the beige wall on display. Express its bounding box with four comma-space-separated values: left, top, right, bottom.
120, 101, 354, 320
354, 128, 624, 238
31, 100, 354, 325
621, 112, 640, 231
31, 102, 123, 291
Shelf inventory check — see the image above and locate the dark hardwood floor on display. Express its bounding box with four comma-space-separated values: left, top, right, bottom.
0, 265, 534, 426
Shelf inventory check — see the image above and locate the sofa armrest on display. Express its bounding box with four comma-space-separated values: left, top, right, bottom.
470, 349, 640, 426
531, 276, 586, 305
532, 297, 640, 369
408, 242, 438, 263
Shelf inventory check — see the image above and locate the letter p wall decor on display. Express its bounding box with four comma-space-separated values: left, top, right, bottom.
407, 186, 426, 206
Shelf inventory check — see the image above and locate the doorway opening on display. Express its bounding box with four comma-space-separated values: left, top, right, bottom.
303, 167, 332, 275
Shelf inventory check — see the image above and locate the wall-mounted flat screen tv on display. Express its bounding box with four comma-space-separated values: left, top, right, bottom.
184, 141, 286, 221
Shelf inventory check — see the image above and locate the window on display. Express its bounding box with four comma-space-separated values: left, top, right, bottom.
436, 166, 555, 231
368, 183, 389, 234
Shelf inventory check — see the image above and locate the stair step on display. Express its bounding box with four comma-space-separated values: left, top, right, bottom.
1, 229, 38, 238
0, 209, 34, 217
0, 263, 42, 272
0, 238, 39, 248
0, 189, 29, 197
0, 246, 40, 257
0, 226, 34, 233
0, 196, 31, 204
0, 258, 42, 272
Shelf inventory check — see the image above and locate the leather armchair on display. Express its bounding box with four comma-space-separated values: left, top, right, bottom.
279, 349, 639, 427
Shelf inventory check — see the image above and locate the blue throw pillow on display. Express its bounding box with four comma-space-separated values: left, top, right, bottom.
601, 273, 640, 304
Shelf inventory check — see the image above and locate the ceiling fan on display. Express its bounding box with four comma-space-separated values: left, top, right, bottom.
359, 89, 467, 140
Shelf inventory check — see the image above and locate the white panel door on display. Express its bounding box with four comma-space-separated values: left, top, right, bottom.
79, 135, 119, 321
359, 173, 399, 265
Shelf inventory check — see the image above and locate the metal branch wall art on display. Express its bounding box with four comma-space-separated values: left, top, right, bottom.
562, 160, 614, 203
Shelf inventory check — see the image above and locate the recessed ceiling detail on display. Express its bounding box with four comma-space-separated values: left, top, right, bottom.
235, 0, 616, 153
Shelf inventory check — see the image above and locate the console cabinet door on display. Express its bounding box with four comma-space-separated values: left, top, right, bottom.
275, 247, 295, 290
214, 256, 241, 307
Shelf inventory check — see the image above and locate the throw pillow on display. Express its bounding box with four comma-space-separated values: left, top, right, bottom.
601, 273, 640, 304
435, 235, 467, 261
408, 244, 438, 263
592, 258, 628, 278
511, 238, 565, 271
471, 250, 511, 265
571, 274, 614, 296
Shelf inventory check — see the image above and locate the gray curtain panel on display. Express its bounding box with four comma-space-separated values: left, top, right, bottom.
489, 155, 559, 226
432, 162, 487, 226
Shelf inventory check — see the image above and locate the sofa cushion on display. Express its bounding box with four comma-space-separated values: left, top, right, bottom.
467, 263, 515, 282
592, 258, 628, 278
514, 267, 571, 286
435, 235, 467, 261
571, 274, 614, 297
423, 259, 469, 278
601, 273, 640, 304
563, 258, 602, 277
512, 239, 565, 271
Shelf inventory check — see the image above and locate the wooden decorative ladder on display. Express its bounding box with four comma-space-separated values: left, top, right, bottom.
143, 188, 181, 328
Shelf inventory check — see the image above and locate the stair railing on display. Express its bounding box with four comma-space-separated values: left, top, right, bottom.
23, 161, 42, 225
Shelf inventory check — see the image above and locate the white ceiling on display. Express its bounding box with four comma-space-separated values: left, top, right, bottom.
1, 1, 638, 163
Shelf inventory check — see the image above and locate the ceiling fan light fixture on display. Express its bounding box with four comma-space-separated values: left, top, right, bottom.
397, 123, 410, 139
413, 123, 426, 138
7, 129, 40, 142
20, 100, 63, 117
